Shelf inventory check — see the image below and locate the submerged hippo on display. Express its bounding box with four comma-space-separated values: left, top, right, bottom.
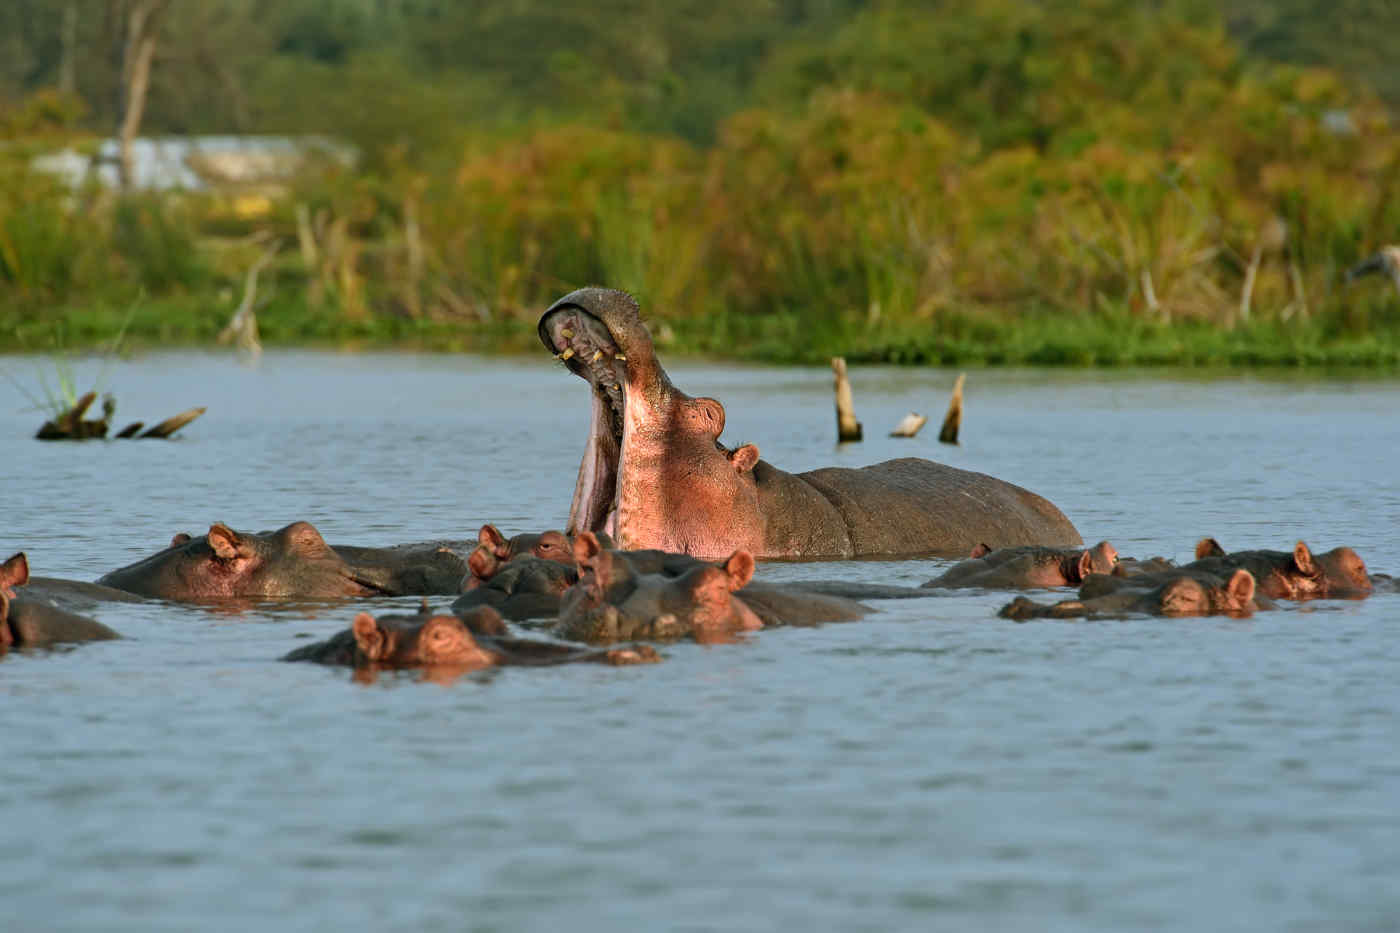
284, 603, 660, 670
538, 287, 1081, 559
452, 555, 582, 620
998, 568, 1259, 621
462, 524, 597, 590
99, 522, 483, 600
1188, 538, 1371, 600
552, 532, 872, 643
923, 541, 1119, 589
98, 522, 401, 601
1, 553, 121, 651
556, 541, 763, 643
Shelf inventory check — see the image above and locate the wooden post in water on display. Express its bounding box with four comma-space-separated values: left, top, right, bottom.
831, 357, 863, 443
938, 373, 965, 445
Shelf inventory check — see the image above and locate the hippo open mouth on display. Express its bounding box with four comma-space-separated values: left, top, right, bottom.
539, 298, 641, 541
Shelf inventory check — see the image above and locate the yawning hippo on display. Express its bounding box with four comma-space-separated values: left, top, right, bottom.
539, 287, 1081, 559
1, 553, 121, 651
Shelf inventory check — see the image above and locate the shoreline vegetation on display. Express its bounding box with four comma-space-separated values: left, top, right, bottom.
2, 1, 1399, 368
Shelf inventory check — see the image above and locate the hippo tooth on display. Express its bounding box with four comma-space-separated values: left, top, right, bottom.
615, 353, 626, 361
561, 328, 574, 339
592, 350, 603, 362
561, 348, 575, 360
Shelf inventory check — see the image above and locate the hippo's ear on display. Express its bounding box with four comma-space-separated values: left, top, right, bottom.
970, 543, 993, 558
728, 444, 759, 474
1075, 550, 1095, 582
1196, 538, 1226, 559
1226, 569, 1256, 609
573, 531, 603, 568
170, 533, 192, 548
280, 521, 330, 555
1291, 541, 1316, 576
0, 552, 29, 591
478, 524, 509, 556
352, 612, 387, 661
722, 551, 756, 590
207, 524, 241, 560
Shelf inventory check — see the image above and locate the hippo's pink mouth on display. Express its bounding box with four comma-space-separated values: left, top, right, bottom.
540, 306, 632, 539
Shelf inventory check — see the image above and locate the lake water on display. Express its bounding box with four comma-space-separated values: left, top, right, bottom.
3, 351, 1398, 932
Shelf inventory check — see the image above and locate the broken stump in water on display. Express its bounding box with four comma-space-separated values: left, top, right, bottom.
139, 407, 206, 439
889, 412, 928, 438
35, 392, 113, 440
938, 373, 965, 445
34, 395, 205, 441
831, 357, 863, 442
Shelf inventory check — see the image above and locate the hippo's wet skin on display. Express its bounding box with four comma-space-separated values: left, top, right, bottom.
923, 541, 1119, 589
539, 287, 1082, 560
999, 567, 1260, 621
284, 602, 661, 670
1, 553, 120, 651
98, 522, 402, 601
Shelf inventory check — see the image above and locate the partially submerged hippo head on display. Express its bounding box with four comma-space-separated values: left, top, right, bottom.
2, 552, 121, 651
539, 288, 764, 556
1192, 538, 1372, 600
464, 524, 585, 590
349, 610, 499, 668
557, 532, 762, 643
98, 522, 395, 601
1001, 568, 1257, 621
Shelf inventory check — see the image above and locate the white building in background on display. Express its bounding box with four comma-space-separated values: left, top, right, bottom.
32, 135, 356, 192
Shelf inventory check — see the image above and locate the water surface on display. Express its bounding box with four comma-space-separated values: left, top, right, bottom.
3, 352, 1398, 932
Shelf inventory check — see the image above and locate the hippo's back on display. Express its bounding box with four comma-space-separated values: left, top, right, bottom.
796, 458, 1081, 557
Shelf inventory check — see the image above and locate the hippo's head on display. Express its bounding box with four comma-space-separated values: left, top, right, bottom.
1193, 538, 1372, 600
98, 522, 395, 601
539, 288, 764, 557
1151, 569, 1256, 617
465, 525, 595, 590
350, 610, 499, 668
556, 539, 761, 643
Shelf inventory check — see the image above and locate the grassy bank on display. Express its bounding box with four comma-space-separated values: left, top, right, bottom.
7, 291, 1400, 369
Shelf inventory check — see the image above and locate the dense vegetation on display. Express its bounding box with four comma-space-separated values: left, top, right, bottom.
2, 0, 1399, 365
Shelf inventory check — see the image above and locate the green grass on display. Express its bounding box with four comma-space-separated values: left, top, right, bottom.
7, 291, 1397, 369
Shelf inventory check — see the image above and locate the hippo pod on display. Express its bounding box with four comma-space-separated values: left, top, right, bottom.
923, 541, 1120, 589
1, 553, 121, 651
284, 602, 661, 673
998, 567, 1261, 621
1189, 538, 1372, 600
539, 287, 1082, 559
98, 521, 479, 601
